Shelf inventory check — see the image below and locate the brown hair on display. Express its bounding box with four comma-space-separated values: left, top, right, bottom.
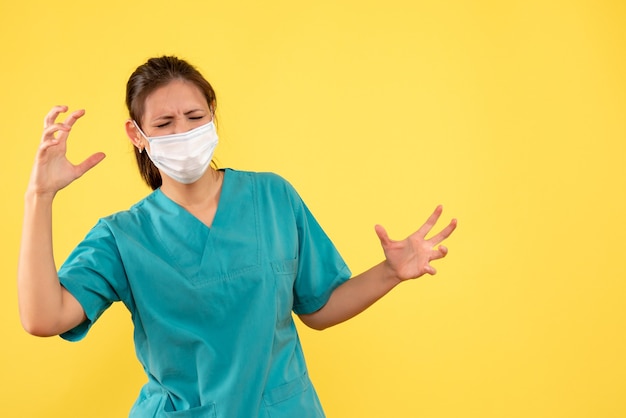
126, 56, 217, 190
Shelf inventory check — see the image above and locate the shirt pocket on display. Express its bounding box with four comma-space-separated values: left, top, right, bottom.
263, 372, 310, 406
262, 372, 325, 417
163, 402, 217, 418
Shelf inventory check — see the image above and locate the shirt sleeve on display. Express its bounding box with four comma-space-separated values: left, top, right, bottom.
58, 219, 128, 342
282, 179, 352, 315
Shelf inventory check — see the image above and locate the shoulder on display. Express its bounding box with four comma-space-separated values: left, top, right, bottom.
96, 191, 159, 231
224, 169, 305, 214
225, 168, 298, 195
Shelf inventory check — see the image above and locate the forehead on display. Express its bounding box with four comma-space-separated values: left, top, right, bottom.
143, 79, 209, 118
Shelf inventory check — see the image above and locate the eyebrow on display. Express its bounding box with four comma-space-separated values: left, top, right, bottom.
152, 108, 206, 121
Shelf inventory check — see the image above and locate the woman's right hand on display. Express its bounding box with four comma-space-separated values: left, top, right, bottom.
28, 105, 106, 197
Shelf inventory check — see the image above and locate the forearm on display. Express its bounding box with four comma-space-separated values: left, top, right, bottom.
17, 191, 82, 336
299, 261, 402, 330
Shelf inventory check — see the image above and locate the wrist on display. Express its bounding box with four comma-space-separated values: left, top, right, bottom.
381, 260, 403, 287
24, 187, 56, 204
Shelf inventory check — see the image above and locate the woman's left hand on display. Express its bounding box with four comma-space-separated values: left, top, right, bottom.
375, 205, 457, 281
299, 205, 457, 330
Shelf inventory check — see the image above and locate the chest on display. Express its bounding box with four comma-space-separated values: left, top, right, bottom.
185, 205, 218, 228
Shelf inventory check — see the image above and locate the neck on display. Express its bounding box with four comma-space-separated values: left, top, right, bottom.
160, 168, 223, 209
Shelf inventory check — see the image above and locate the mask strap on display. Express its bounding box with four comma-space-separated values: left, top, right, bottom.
132, 120, 149, 140
131, 120, 148, 154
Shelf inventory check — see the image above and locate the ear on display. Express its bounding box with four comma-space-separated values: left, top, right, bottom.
125, 120, 146, 151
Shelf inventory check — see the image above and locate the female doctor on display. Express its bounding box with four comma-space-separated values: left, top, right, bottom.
18, 56, 457, 417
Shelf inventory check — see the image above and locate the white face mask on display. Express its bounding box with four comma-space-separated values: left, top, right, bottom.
133, 120, 219, 184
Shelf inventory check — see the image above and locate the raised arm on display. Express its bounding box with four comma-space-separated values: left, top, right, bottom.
299, 205, 457, 330
18, 106, 105, 337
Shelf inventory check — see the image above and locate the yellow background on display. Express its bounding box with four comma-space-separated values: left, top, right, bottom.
2, 0, 625, 417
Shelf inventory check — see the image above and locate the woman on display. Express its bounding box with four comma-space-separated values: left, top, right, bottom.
18, 56, 457, 417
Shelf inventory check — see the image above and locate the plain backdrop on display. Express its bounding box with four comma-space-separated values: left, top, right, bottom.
2, 0, 625, 417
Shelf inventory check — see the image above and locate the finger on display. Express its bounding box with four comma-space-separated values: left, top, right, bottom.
43, 105, 69, 129
38, 138, 60, 152
54, 109, 86, 144
424, 264, 437, 275
62, 109, 86, 129
374, 224, 393, 247
41, 109, 86, 145
74, 152, 106, 178
42, 123, 70, 141
415, 205, 444, 238
428, 218, 458, 246
430, 245, 448, 261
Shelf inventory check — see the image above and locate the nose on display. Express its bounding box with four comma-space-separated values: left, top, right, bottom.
173, 118, 194, 134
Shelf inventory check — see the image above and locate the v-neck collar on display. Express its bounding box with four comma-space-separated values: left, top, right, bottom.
144, 169, 261, 284
154, 169, 230, 231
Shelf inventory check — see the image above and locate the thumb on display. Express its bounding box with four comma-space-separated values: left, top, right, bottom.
75, 152, 106, 178
374, 224, 392, 247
